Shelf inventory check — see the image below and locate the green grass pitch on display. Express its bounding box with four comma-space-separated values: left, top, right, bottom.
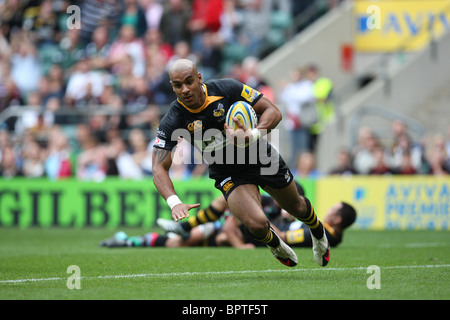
0, 228, 449, 301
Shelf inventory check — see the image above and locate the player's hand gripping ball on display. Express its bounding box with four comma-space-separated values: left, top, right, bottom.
225, 101, 259, 147
225, 101, 258, 131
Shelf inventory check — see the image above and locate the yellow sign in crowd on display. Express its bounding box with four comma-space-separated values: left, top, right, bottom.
354, 0, 450, 51
316, 176, 450, 230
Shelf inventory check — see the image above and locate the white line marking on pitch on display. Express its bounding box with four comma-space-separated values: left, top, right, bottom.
1, 264, 450, 285
378, 242, 449, 248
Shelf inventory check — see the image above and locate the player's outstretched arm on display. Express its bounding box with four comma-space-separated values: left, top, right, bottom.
152, 147, 200, 222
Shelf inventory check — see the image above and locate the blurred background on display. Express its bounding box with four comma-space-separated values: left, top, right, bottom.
0, 0, 449, 230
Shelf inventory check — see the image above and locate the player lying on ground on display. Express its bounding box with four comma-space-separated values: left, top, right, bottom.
99, 194, 356, 250
151, 58, 329, 267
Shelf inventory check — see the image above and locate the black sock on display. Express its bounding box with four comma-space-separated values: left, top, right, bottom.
301, 196, 324, 239
310, 220, 324, 239
252, 221, 280, 248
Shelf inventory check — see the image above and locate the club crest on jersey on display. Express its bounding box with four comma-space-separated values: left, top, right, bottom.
241, 84, 260, 102
187, 120, 203, 133
213, 103, 225, 120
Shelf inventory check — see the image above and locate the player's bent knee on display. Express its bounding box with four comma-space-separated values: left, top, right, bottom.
286, 196, 309, 220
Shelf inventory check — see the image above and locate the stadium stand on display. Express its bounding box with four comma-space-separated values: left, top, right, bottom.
0, 0, 449, 180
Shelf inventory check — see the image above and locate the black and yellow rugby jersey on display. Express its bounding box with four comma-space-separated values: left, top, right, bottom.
154, 78, 279, 175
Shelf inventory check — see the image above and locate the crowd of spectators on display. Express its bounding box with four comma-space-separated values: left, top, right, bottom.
0, 0, 449, 181
0, 0, 298, 116
0, 0, 298, 180
305, 121, 450, 177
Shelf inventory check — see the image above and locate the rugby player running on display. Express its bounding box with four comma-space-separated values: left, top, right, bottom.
151, 59, 329, 267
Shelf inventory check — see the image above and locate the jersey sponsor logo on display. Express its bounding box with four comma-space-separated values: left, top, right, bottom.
240, 84, 261, 103
157, 128, 167, 138
220, 177, 232, 187
222, 180, 235, 193
154, 137, 165, 148
220, 177, 235, 194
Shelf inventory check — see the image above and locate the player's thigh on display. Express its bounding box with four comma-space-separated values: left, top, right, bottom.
263, 180, 306, 219
226, 184, 267, 232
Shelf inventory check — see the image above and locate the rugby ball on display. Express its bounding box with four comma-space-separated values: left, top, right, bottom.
225, 101, 258, 130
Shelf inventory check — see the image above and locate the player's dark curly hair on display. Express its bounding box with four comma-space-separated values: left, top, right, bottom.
338, 202, 357, 229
